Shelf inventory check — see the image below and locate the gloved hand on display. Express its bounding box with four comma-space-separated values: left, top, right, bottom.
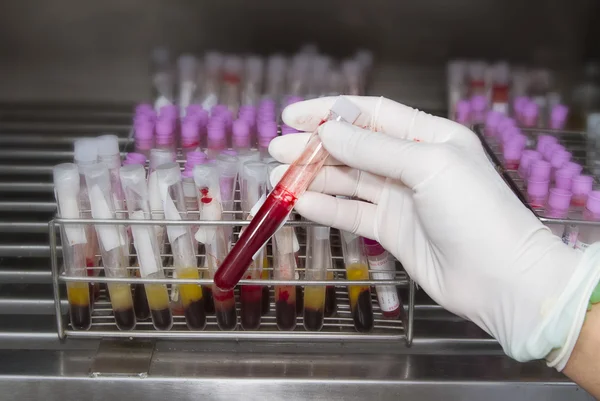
269, 96, 600, 369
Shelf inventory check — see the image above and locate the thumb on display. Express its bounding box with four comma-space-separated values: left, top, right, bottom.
319, 121, 444, 189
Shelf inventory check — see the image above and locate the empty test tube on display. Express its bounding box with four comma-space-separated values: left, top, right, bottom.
120, 164, 173, 331
157, 162, 206, 330
341, 231, 374, 333
84, 163, 136, 331
303, 226, 330, 331
53, 163, 92, 330
194, 164, 237, 330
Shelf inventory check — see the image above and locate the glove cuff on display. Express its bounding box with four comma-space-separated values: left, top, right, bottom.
524, 243, 600, 370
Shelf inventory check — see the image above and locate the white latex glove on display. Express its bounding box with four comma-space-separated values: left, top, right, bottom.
269, 96, 600, 369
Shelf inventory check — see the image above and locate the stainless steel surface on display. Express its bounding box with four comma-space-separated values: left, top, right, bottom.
90, 340, 154, 377
0, 103, 591, 399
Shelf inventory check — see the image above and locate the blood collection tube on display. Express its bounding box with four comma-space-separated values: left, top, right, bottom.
555, 168, 576, 191
518, 150, 542, 181
98, 134, 151, 321
503, 139, 525, 170
215, 153, 239, 247
455, 100, 470, 126
470, 95, 487, 124
181, 118, 201, 157
232, 119, 252, 152
550, 104, 569, 130
490, 62, 510, 114
177, 54, 198, 115
156, 163, 206, 330
363, 239, 402, 319
74, 139, 101, 302
194, 164, 238, 330
536, 135, 558, 155
206, 120, 227, 159
53, 163, 92, 330
221, 56, 243, 114
550, 150, 572, 178
571, 175, 594, 208
575, 191, 600, 251
544, 188, 573, 239
214, 97, 361, 291
257, 121, 278, 160
273, 226, 297, 331
155, 117, 177, 152
133, 118, 154, 157
303, 226, 330, 331
527, 178, 549, 209
484, 111, 502, 137
340, 231, 374, 332
84, 163, 136, 330
238, 160, 269, 329
120, 165, 173, 330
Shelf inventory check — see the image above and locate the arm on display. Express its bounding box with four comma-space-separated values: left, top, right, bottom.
563, 304, 600, 398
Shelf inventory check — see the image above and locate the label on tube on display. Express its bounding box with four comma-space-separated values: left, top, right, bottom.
89, 185, 121, 252
368, 255, 400, 312
159, 181, 187, 244
131, 210, 159, 276
57, 193, 87, 245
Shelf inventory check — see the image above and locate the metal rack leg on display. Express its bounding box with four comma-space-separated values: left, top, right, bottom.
406, 278, 415, 346
49, 220, 65, 340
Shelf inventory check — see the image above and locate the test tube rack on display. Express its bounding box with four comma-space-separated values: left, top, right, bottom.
475, 124, 600, 226
49, 170, 415, 344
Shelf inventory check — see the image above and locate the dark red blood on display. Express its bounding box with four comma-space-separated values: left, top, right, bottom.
200, 197, 213, 204
200, 188, 209, 196
222, 73, 241, 84
278, 289, 290, 302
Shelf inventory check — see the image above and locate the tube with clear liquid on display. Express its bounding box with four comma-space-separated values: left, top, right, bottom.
341, 231, 374, 333
238, 161, 268, 330
84, 163, 136, 330
215, 96, 362, 290
53, 163, 92, 330
156, 162, 206, 330
120, 164, 173, 330
194, 164, 238, 330
303, 226, 330, 332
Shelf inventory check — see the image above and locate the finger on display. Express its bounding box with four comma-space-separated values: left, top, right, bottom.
282, 96, 479, 148
319, 121, 445, 189
270, 164, 385, 204
269, 133, 342, 166
294, 192, 377, 239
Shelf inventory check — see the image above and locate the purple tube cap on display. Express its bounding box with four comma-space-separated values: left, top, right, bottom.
470, 95, 487, 111
548, 188, 572, 211
504, 141, 524, 160
135, 103, 154, 117
232, 119, 250, 137
586, 191, 600, 214
550, 104, 569, 129
485, 111, 502, 127
181, 119, 200, 138
564, 161, 583, 175
258, 121, 278, 139
550, 150, 572, 168
523, 101, 539, 117
529, 160, 552, 180
572, 175, 594, 195
125, 152, 147, 164
456, 100, 470, 114
135, 122, 154, 139
527, 179, 549, 196
159, 105, 178, 118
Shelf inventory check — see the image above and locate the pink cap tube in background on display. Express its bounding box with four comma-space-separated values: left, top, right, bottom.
529, 160, 552, 181
571, 175, 594, 207
503, 140, 525, 169
518, 150, 542, 179
181, 119, 200, 146
564, 161, 583, 176
555, 168, 577, 191
585, 191, 600, 216
455, 100, 470, 124
281, 124, 300, 135
546, 188, 572, 217
513, 96, 529, 119
536, 135, 557, 154
497, 117, 516, 138
527, 178, 549, 208
501, 126, 521, 145
470, 95, 487, 123
232, 119, 251, 149
543, 143, 565, 161
522, 101, 539, 127
550, 104, 569, 130
550, 150, 572, 170
135, 103, 155, 118
159, 105, 178, 119
186, 104, 205, 117
211, 104, 230, 117
484, 111, 502, 137
123, 152, 147, 166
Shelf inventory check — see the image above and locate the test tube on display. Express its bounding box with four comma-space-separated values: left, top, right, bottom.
273, 226, 297, 331
576, 191, 600, 250
194, 164, 238, 330
303, 226, 330, 331
98, 134, 151, 321
206, 120, 227, 159
74, 138, 101, 301
120, 164, 173, 330
84, 163, 136, 331
239, 161, 268, 330
257, 121, 278, 160
544, 188, 573, 238
363, 239, 402, 319
571, 175, 593, 208
340, 231, 374, 332
215, 153, 239, 247
156, 162, 206, 330
53, 163, 92, 330
232, 119, 251, 152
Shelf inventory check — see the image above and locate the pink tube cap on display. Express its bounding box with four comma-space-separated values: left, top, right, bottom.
555, 168, 576, 190
529, 160, 551, 181
586, 191, 600, 214
550, 150, 572, 169
572, 175, 594, 196
527, 178, 550, 197
547, 188, 572, 212
232, 119, 250, 138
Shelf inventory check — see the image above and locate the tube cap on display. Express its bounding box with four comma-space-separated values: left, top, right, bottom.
572, 175, 594, 196
555, 168, 575, 190
96, 134, 120, 158
258, 121, 278, 140
181, 119, 199, 139
519, 150, 542, 173
159, 105, 178, 119
548, 188, 572, 211
485, 111, 502, 130
135, 103, 154, 117
550, 150, 572, 169
529, 160, 552, 181
550, 104, 569, 130
74, 138, 98, 164
470, 95, 487, 112
586, 191, 600, 214
232, 119, 250, 138
564, 161, 583, 176
536, 135, 558, 153
527, 179, 549, 197
207, 120, 226, 139
503, 140, 525, 161
124, 152, 147, 166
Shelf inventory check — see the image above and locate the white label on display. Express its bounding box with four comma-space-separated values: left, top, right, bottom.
183, 181, 197, 198
368, 255, 400, 312
202, 93, 218, 111
492, 103, 508, 114
158, 180, 187, 244
576, 240, 590, 251
89, 185, 121, 252
130, 210, 159, 277
275, 227, 299, 254
57, 193, 87, 245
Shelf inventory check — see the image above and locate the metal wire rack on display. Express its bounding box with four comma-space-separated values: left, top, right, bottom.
475, 124, 600, 227
49, 205, 415, 344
